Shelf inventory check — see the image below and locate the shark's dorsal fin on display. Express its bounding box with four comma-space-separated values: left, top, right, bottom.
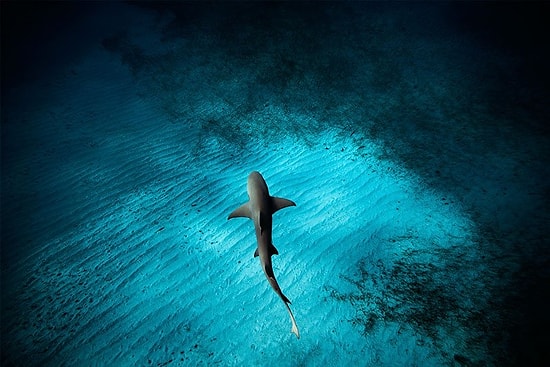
269, 243, 279, 256
271, 197, 296, 214
228, 202, 251, 220
259, 211, 268, 235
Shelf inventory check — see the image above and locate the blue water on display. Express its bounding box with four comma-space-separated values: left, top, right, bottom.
1, 2, 549, 366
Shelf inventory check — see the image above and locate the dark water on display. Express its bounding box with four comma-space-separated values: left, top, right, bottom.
1, 2, 549, 366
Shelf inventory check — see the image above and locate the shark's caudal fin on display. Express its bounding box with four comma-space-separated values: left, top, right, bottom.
271, 197, 296, 214
278, 289, 299, 338
283, 302, 300, 339
228, 202, 251, 220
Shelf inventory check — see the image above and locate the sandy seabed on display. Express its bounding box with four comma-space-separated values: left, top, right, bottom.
2, 2, 549, 366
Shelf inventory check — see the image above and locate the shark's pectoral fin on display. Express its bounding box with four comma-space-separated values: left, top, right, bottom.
271, 197, 296, 214
228, 202, 251, 220
254, 248, 259, 257
269, 243, 279, 256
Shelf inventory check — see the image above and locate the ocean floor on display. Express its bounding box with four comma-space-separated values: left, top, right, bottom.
1, 2, 549, 366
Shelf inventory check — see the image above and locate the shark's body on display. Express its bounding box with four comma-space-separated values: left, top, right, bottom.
228, 171, 299, 338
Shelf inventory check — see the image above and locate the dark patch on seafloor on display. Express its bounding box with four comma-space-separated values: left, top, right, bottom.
325, 230, 550, 366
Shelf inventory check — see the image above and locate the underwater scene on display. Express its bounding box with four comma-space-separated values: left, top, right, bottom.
1, 2, 549, 366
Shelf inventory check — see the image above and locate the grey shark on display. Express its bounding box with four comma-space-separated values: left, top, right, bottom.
228, 171, 299, 339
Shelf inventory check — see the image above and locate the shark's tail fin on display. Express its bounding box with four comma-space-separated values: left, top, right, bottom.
291, 321, 300, 339
284, 302, 300, 339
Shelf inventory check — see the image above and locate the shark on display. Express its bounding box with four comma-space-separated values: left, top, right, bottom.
228, 171, 300, 339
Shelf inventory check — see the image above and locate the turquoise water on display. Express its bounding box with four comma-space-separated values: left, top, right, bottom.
1, 3, 549, 366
